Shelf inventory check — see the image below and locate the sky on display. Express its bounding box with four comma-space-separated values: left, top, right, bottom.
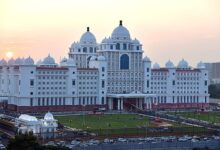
0, 0, 220, 67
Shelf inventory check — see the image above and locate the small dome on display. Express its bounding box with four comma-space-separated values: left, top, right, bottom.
60, 57, 67, 64
44, 112, 54, 121
106, 37, 113, 43
80, 27, 97, 44
15, 58, 23, 65
18, 114, 38, 122
0, 59, 7, 65
111, 20, 131, 40
97, 56, 106, 61
43, 54, 56, 65
24, 56, 34, 65
36, 60, 42, 65
66, 58, 76, 66
8, 58, 15, 65
143, 56, 151, 62
71, 41, 76, 48
71, 42, 80, 49
101, 37, 107, 43
153, 63, 160, 69
165, 60, 175, 68
197, 61, 205, 69
178, 59, 189, 69
132, 38, 140, 44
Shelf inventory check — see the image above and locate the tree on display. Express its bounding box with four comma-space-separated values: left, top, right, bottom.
7, 133, 69, 150
7, 132, 41, 150
209, 84, 220, 99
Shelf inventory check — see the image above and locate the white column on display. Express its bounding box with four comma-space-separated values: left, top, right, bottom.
117, 99, 120, 110
138, 99, 141, 109
109, 98, 113, 110
140, 99, 143, 109
149, 99, 152, 109
136, 99, 138, 108
121, 98, 123, 110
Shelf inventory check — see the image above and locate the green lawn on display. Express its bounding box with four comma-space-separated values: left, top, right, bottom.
55, 114, 150, 130
55, 114, 210, 136
169, 112, 220, 123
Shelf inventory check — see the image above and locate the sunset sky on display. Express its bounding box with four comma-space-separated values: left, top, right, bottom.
0, 0, 220, 66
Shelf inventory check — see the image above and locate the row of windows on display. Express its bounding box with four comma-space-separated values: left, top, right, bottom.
37, 91, 66, 95
154, 96, 207, 104
100, 43, 140, 51
38, 82, 66, 85
38, 76, 67, 80
75, 47, 97, 53
38, 71, 66, 75
78, 71, 98, 75
108, 72, 143, 76
78, 77, 98, 80
78, 82, 97, 85
38, 87, 66, 90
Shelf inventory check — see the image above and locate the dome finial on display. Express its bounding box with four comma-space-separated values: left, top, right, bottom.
87, 27, 90, 32
119, 20, 122, 26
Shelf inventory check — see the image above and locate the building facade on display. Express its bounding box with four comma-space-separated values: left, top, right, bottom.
0, 21, 209, 112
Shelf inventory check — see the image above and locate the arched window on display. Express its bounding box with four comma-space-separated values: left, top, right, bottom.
87, 56, 91, 67
89, 47, 93, 53
136, 46, 139, 50
83, 47, 87, 52
120, 54, 129, 69
116, 43, 120, 50
123, 43, 127, 50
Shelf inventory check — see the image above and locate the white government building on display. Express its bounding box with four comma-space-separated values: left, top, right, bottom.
0, 21, 209, 112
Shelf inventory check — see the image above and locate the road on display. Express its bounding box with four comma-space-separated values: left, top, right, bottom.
73, 140, 220, 150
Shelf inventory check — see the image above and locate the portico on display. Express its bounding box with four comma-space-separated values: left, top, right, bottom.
107, 92, 155, 111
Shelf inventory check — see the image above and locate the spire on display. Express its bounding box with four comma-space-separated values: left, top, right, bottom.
87, 27, 90, 32
119, 20, 122, 26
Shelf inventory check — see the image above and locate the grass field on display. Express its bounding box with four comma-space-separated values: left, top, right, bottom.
169, 112, 220, 123
55, 114, 150, 130
55, 114, 211, 136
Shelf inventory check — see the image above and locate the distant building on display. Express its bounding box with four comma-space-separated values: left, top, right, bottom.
204, 62, 220, 85
16, 112, 57, 138
0, 21, 209, 112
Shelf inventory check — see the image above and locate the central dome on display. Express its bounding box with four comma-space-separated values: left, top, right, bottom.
80, 27, 97, 44
111, 20, 130, 40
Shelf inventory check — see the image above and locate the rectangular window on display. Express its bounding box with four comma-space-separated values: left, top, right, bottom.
102, 80, 105, 88
204, 80, 207, 86
72, 80, 75, 85
172, 80, 175, 85
110, 45, 113, 49
59, 98, 62, 105
30, 98, 33, 106
47, 98, 49, 105
147, 68, 149, 72
72, 98, 75, 105
63, 98, 66, 105
101, 97, 105, 104
38, 98, 41, 106
147, 80, 149, 88
83, 97, 85, 105
102, 67, 105, 72
79, 98, 81, 105
123, 43, 127, 50
30, 79, 34, 86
